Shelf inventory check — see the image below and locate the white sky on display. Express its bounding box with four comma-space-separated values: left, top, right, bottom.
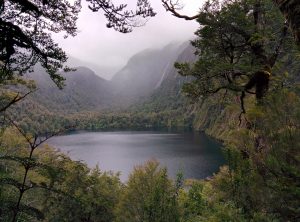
54, 0, 205, 79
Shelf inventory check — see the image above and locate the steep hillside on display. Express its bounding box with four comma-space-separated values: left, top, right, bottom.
7, 42, 203, 132
20, 42, 194, 113
132, 43, 197, 112
148, 43, 197, 107
67, 56, 119, 80
26, 65, 113, 113
110, 42, 188, 105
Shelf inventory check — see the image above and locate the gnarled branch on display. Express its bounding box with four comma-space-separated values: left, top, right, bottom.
161, 0, 198, 20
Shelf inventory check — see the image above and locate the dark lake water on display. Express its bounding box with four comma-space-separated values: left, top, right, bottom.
48, 131, 225, 181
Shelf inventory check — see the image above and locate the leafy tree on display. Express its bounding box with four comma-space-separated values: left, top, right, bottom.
42, 160, 121, 222
0, 0, 81, 87
0, 126, 122, 222
201, 89, 300, 221
173, 0, 298, 109
115, 160, 181, 222
162, 0, 300, 45
178, 180, 206, 221
0, 119, 68, 221
163, 1, 299, 221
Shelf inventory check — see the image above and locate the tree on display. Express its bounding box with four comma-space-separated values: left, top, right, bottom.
115, 160, 180, 222
0, 0, 155, 88
0, 117, 71, 222
0, 0, 81, 87
166, 0, 298, 116
162, 1, 300, 220
0, 124, 122, 222
42, 160, 121, 222
162, 0, 300, 45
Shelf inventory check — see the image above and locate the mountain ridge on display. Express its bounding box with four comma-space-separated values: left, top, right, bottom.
20, 41, 196, 114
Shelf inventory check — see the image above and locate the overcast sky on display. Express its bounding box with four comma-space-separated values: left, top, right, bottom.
54, 0, 205, 79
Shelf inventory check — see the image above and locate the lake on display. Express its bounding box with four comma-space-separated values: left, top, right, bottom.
48, 130, 225, 181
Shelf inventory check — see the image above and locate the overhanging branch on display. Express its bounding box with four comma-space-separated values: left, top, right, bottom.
162, 0, 198, 20
0, 89, 36, 113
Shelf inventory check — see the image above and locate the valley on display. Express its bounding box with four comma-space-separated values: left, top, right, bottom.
1, 0, 299, 221
9, 41, 200, 134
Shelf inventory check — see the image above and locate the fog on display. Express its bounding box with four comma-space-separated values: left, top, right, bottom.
54, 0, 205, 79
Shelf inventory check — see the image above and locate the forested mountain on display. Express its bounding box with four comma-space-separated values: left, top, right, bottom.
66, 56, 119, 80
25, 65, 112, 112
21, 42, 194, 114
6, 41, 197, 132
137, 43, 197, 111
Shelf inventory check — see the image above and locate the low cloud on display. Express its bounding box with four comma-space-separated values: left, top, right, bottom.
54, 0, 204, 79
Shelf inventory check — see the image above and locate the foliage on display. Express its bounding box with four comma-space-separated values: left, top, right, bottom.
176, 0, 298, 104
5, 97, 194, 134
0, 127, 122, 221
0, 0, 81, 87
167, 1, 300, 220
0, 0, 155, 87
115, 160, 181, 222
0, 0, 299, 221
192, 89, 300, 221
86, 0, 156, 33
42, 158, 121, 222
273, 0, 300, 45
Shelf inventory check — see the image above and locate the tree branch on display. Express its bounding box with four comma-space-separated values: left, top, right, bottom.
5, 115, 73, 150
161, 0, 198, 20
0, 89, 36, 113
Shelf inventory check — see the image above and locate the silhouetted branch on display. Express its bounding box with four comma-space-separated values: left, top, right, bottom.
4, 115, 76, 222
0, 89, 36, 113
6, 115, 73, 150
162, 0, 198, 20
86, 0, 156, 33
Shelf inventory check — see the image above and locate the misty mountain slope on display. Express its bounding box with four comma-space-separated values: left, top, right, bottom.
7, 42, 200, 132
67, 56, 119, 80
16, 42, 196, 115
156, 43, 197, 95
110, 42, 189, 105
134, 43, 197, 111
25, 65, 113, 112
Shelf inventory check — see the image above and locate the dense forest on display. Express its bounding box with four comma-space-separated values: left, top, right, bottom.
1, 0, 299, 221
